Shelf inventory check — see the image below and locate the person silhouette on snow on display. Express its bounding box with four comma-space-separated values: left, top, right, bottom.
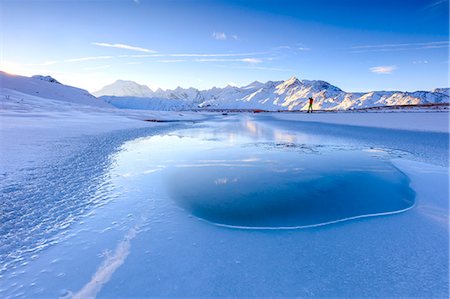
307, 97, 314, 113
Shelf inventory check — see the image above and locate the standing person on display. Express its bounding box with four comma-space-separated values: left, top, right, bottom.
307, 97, 314, 113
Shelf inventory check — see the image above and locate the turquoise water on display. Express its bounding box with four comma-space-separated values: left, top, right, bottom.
167, 145, 415, 228
117, 117, 415, 228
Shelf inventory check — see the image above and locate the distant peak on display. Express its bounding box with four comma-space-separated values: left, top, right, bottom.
276, 76, 300, 90
285, 76, 300, 83
94, 79, 154, 97
107, 79, 153, 91
114, 79, 140, 85
243, 80, 264, 88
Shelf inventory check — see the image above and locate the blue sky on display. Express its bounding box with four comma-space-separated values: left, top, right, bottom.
1, 0, 448, 92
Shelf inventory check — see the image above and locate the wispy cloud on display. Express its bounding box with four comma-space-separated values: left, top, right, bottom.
423, 0, 448, 10
133, 0, 140, 4
212, 32, 227, 40
351, 41, 449, 49
121, 56, 263, 64
118, 54, 158, 58
272, 45, 311, 53
351, 41, 449, 53
117, 52, 269, 64
169, 51, 267, 57
117, 52, 269, 58
241, 58, 262, 63
92, 42, 156, 53
352, 41, 448, 49
419, 44, 449, 49
211, 32, 238, 41
194, 58, 262, 63
220, 65, 294, 72
352, 47, 412, 53
156, 59, 187, 63
14, 45, 289, 70
370, 65, 397, 74
274, 45, 292, 50
64, 56, 113, 63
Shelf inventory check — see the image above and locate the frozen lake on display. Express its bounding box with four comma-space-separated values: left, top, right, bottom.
129, 118, 415, 228
0, 114, 448, 298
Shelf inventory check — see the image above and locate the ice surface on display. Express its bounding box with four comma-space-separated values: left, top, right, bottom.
93, 116, 446, 298
0, 125, 181, 275
124, 119, 416, 228
271, 111, 450, 133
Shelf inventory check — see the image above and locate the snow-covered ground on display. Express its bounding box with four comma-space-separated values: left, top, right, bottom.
0, 80, 448, 297
270, 111, 449, 133
0, 84, 209, 296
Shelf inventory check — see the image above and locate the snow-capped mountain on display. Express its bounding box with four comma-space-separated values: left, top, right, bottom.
97, 76, 449, 111
433, 88, 449, 96
0, 71, 111, 108
93, 80, 154, 98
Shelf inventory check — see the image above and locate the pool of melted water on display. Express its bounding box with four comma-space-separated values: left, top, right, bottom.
117, 116, 415, 229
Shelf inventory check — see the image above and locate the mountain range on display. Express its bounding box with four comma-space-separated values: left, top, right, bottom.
1, 71, 448, 111
94, 77, 449, 111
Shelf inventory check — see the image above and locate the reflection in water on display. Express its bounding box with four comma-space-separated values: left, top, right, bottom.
119, 116, 415, 229
273, 129, 297, 143
244, 119, 259, 135
192, 117, 310, 146
242, 119, 305, 144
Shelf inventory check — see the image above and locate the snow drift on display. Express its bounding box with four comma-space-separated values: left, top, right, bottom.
0, 71, 111, 108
